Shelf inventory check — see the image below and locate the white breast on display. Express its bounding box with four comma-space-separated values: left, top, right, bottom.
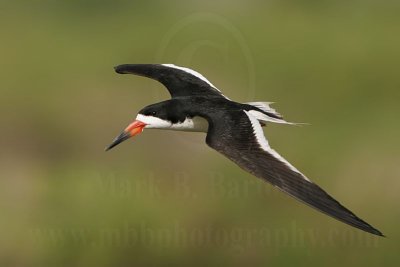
170, 116, 209, 132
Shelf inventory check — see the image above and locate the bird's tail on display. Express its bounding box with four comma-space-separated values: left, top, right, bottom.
245, 102, 307, 126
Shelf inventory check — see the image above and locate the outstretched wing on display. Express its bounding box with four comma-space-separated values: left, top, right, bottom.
115, 64, 228, 99
206, 110, 383, 236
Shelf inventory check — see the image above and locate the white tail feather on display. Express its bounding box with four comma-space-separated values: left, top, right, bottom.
246, 102, 282, 118
247, 109, 307, 126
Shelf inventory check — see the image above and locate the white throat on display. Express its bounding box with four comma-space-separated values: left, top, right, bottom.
136, 114, 208, 133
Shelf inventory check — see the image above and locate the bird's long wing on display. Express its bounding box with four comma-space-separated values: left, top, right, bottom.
206, 110, 383, 236
115, 64, 227, 99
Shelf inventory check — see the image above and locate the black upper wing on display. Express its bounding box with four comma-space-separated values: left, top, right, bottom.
115, 64, 227, 99
206, 109, 383, 236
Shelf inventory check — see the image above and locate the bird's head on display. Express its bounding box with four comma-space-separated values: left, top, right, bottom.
105, 100, 187, 151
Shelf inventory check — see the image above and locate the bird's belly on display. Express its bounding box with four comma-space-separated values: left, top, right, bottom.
169, 116, 208, 132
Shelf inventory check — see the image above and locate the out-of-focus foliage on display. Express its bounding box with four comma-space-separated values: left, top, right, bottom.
0, 1, 399, 266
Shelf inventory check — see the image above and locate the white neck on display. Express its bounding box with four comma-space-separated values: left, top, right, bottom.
136, 114, 208, 133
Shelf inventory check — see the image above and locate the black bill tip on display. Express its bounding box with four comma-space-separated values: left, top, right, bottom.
105, 131, 131, 151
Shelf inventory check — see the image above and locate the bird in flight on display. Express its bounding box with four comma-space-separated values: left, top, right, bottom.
106, 64, 383, 236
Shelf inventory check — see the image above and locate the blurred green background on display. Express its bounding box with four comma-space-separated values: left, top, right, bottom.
1, 0, 399, 266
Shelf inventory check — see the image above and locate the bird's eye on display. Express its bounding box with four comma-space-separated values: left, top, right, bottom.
150, 111, 157, 116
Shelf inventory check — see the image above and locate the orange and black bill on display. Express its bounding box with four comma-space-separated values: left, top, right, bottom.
105, 120, 146, 151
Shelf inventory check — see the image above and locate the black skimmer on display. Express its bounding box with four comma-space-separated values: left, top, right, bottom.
106, 64, 384, 237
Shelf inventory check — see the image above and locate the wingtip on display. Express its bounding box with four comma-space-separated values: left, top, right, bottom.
114, 64, 165, 75
114, 64, 128, 74
371, 228, 385, 237
353, 220, 385, 237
